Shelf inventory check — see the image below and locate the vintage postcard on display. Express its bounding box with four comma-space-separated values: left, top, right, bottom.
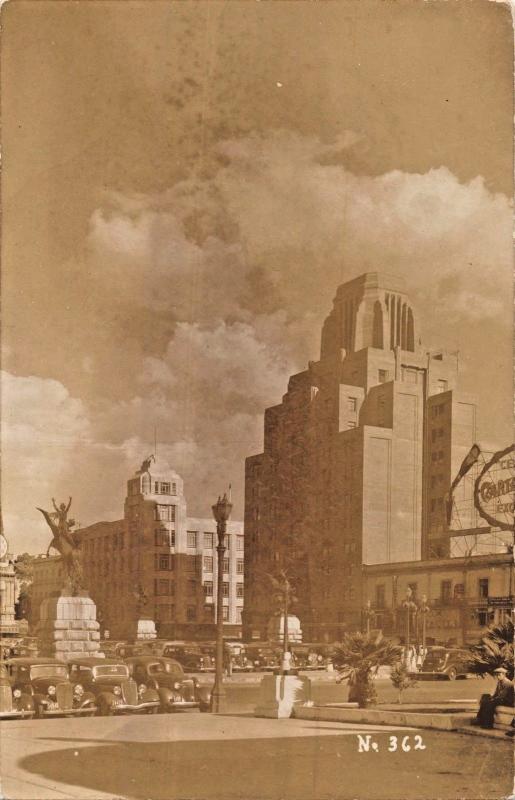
1, 1, 513, 799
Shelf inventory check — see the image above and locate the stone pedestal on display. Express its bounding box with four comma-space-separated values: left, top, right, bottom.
136, 618, 157, 640
36, 594, 102, 661
254, 673, 312, 718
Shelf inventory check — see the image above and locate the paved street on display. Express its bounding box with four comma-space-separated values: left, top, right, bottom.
0, 678, 511, 800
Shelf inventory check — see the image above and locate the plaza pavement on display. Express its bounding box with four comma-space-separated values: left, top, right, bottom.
0, 708, 512, 800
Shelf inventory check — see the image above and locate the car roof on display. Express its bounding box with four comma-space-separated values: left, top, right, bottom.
125, 655, 183, 667
67, 657, 128, 666
5, 657, 66, 666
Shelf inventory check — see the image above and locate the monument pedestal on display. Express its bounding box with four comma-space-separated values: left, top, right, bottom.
254, 673, 312, 718
136, 618, 157, 640
37, 593, 102, 661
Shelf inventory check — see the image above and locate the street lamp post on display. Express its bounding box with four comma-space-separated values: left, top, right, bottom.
364, 599, 375, 636
402, 587, 418, 667
419, 594, 430, 658
211, 492, 233, 713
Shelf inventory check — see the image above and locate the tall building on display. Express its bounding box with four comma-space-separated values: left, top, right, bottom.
30, 458, 244, 641
243, 272, 478, 642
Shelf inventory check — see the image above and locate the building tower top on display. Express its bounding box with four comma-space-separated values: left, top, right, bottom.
320, 272, 418, 360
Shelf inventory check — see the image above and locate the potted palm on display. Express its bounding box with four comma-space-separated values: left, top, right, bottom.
467, 620, 514, 679
334, 631, 401, 708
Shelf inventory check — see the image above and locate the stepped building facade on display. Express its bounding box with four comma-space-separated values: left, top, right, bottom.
243, 272, 481, 642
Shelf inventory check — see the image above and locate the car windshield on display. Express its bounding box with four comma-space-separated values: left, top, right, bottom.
161, 662, 183, 675
93, 665, 129, 678
30, 665, 68, 679
148, 663, 166, 674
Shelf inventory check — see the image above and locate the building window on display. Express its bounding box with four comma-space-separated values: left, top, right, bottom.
204, 532, 214, 548
436, 379, 448, 393
155, 579, 169, 596
155, 504, 175, 522
223, 534, 230, 548
378, 369, 389, 383
236, 583, 244, 598
155, 528, 169, 547
203, 555, 213, 572
236, 536, 244, 552
159, 482, 171, 495
375, 585, 385, 609
348, 397, 357, 412
222, 606, 229, 621
222, 582, 230, 597
236, 559, 244, 574
440, 580, 452, 602
204, 581, 213, 596
402, 368, 418, 384
408, 582, 417, 598
478, 578, 489, 599
187, 531, 197, 548
223, 557, 230, 573
188, 579, 196, 595
159, 554, 170, 571
187, 606, 197, 622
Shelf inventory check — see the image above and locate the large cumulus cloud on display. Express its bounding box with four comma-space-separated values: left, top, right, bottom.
4, 130, 512, 551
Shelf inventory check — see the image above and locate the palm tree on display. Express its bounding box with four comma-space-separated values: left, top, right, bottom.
467, 619, 514, 679
334, 631, 401, 708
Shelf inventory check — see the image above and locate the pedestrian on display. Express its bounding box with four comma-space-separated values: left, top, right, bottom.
471, 666, 514, 729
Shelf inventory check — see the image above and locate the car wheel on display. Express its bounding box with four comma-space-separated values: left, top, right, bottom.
447, 667, 457, 681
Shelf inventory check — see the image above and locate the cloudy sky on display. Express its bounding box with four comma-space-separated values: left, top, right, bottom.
2, 1, 512, 553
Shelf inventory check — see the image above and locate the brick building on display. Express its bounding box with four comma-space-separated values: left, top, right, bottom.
30, 458, 244, 640
243, 272, 483, 642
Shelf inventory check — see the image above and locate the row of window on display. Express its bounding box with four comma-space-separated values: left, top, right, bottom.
203, 581, 244, 598
82, 533, 125, 552
373, 578, 491, 607
155, 604, 242, 623
187, 531, 244, 550
153, 529, 244, 552
142, 478, 177, 495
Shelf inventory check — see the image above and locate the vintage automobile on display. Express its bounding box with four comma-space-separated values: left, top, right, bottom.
68, 657, 160, 715
162, 644, 214, 673
0, 662, 34, 720
415, 647, 471, 680
244, 644, 281, 672
5, 658, 97, 718
223, 642, 253, 673
126, 656, 211, 712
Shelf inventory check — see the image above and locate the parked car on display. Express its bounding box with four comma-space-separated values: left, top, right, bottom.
68, 657, 160, 715
416, 647, 471, 680
5, 658, 96, 718
0, 662, 34, 720
162, 645, 214, 673
143, 640, 186, 657
244, 644, 281, 672
126, 656, 211, 712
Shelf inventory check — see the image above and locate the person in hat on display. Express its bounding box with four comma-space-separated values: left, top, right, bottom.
472, 666, 514, 729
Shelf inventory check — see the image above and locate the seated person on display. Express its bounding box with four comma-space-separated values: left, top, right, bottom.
472, 666, 514, 729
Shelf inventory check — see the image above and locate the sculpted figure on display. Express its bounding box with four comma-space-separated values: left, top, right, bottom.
37, 497, 83, 595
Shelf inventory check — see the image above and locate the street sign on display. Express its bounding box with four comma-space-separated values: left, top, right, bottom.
487, 596, 514, 608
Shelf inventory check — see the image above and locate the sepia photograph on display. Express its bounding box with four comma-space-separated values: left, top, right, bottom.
0, 1, 513, 798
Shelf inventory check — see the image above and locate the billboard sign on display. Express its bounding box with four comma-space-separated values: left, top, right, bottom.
474, 444, 515, 532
